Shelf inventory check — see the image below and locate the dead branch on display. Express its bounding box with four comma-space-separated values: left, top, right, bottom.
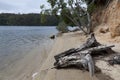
53, 33, 115, 78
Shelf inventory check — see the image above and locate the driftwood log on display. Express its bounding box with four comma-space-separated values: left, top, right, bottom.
108, 55, 120, 65
54, 33, 101, 61
54, 33, 115, 78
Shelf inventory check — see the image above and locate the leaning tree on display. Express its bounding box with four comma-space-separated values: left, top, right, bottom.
40, 0, 110, 34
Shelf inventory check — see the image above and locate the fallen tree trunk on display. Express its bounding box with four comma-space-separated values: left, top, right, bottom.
54, 33, 115, 78
54, 45, 114, 68
54, 33, 101, 61
108, 55, 120, 65
54, 53, 95, 78
77, 33, 101, 51
80, 45, 115, 55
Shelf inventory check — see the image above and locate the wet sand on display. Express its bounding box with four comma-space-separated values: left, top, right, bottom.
0, 26, 57, 80
0, 45, 51, 80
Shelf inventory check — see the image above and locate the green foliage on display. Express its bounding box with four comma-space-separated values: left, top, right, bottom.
40, 5, 45, 9
88, 3, 97, 14
41, 0, 95, 34
40, 14, 46, 23
0, 13, 59, 26
61, 8, 72, 24
87, 0, 111, 14
41, 0, 76, 32
94, 0, 111, 6
47, 0, 57, 8
56, 21, 69, 33
80, 16, 88, 27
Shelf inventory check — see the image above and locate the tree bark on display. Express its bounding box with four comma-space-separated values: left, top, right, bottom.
54, 33, 100, 61
54, 33, 115, 78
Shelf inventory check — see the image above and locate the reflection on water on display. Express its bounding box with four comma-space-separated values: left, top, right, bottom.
0, 26, 58, 80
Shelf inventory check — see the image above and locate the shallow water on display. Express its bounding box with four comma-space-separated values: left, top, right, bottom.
0, 26, 58, 80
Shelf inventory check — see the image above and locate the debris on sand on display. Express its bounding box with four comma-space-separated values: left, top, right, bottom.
53, 33, 115, 79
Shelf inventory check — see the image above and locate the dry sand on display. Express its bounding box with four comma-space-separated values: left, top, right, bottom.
34, 31, 120, 80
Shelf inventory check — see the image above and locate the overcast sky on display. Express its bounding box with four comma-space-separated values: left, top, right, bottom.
0, 0, 49, 13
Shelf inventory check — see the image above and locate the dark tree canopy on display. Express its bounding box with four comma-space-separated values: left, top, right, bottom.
0, 13, 59, 26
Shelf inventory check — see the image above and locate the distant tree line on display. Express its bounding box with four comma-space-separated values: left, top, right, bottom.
0, 13, 59, 26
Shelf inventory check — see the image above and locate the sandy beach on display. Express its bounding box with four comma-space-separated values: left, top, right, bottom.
34, 31, 120, 80
0, 0, 119, 80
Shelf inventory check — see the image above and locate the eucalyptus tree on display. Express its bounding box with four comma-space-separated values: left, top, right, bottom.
41, 0, 95, 34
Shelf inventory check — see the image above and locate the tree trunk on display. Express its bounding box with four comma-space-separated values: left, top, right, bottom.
54, 33, 115, 78
54, 33, 100, 61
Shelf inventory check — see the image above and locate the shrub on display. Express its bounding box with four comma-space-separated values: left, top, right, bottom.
56, 21, 69, 33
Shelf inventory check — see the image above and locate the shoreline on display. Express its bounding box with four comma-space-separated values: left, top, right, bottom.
0, 26, 57, 80
0, 39, 54, 80
35, 31, 120, 80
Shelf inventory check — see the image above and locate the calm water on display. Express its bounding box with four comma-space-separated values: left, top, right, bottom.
0, 26, 58, 80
